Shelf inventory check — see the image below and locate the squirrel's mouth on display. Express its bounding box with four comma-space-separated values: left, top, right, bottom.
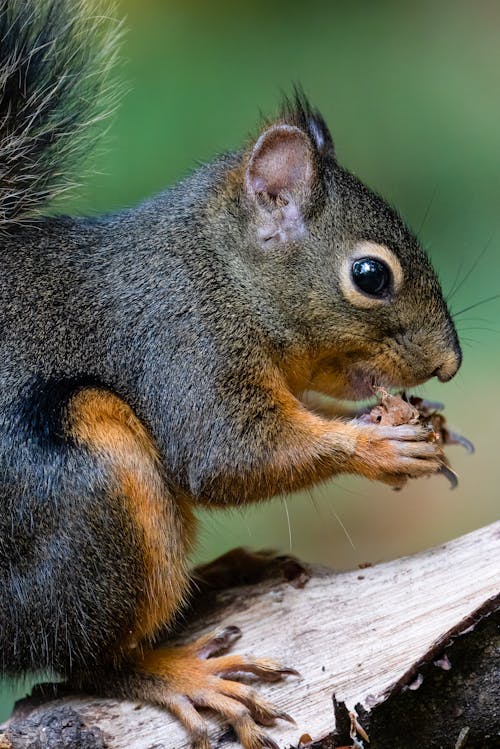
346, 364, 432, 401
346, 368, 381, 400
347, 366, 412, 401
307, 355, 432, 402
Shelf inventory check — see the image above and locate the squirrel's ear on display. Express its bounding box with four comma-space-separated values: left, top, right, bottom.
244, 124, 314, 247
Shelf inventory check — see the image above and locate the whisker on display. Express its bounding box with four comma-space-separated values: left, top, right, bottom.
445, 256, 466, 302
456, 316, 494, 324
307, 488, 324, 519
327, 502, 356, 551
281, 497, 293, 552
459, 336, 481, 346
314, 484, 358, 548
446, 232, 495, 303
453, 293, 500, 318
457, 326, 499, 334
417, 183, 438, 235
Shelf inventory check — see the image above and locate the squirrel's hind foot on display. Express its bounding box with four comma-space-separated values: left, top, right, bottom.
111, 626, 296, 749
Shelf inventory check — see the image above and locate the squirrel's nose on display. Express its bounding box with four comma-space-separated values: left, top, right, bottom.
432, 345, 462, 382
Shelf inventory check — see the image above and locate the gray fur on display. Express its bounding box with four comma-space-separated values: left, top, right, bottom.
0, 2, 460, 680
0, 0, 120, 227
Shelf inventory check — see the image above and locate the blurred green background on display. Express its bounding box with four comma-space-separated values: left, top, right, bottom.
1, 0, 499, 721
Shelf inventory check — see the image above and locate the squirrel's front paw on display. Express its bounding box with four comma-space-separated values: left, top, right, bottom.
347, 421, 443, 487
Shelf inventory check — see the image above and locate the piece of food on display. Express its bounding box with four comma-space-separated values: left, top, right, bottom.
407, 395, 475, 454
366, 388, 420, 428
366, 388, 474, 489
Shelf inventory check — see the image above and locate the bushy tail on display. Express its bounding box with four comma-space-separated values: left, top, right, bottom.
0, 0, 121, 227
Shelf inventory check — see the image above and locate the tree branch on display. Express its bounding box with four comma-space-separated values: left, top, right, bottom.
1, 522, 499, 749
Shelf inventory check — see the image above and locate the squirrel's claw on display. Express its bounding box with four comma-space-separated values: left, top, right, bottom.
204, 651, 300, 682
193, 625, 242, 658
129, 629, 296, 749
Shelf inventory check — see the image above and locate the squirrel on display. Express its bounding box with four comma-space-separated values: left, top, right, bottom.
0, 1, 462, 748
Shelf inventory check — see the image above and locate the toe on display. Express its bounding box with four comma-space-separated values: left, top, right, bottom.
161, 694, 211, 749
191, 626, 242, 659
195, 693, 280, 749
219, 679, 295, 726
132, 637, 295, 748
205, 653, 299, 681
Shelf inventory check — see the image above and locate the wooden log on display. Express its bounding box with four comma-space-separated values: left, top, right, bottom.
1, 522, 499, 749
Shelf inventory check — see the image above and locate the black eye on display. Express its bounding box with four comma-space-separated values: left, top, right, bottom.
351, 257, 391, 297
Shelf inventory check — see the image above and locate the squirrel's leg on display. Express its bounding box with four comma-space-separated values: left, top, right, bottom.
110, 627, 295, 749
196, 372, 443, 505
65, 388, 294, 749
299, 390, 369, 420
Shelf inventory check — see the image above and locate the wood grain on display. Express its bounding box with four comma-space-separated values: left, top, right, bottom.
2, 522, 499, 749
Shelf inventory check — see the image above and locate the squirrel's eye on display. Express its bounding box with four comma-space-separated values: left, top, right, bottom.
351, 257, 391, 297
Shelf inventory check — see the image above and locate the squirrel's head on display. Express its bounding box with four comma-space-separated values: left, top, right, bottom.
226, 92, 461, 401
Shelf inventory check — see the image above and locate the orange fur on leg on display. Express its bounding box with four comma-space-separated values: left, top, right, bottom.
67, 388, 196, 649
129, 627, 295, 749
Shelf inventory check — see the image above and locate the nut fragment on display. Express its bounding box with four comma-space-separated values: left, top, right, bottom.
366, 388, 474, 489
366, 388, 420, 427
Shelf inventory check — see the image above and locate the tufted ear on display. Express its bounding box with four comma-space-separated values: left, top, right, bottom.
245, 124, 314, 247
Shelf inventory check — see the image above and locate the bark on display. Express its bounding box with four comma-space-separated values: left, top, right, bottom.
1, 522, 499, 749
